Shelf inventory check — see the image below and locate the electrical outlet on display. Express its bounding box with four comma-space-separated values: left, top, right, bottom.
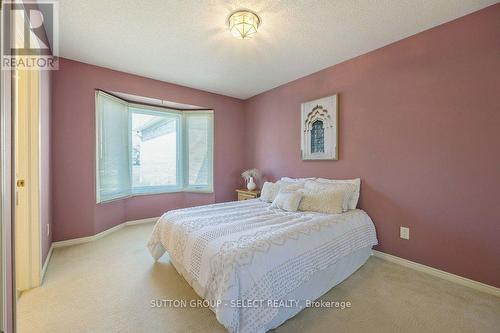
400, 226, 410, 240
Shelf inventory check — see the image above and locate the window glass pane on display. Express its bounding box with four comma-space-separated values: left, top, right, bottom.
131, 109, 178, 188
187, 115, 211, 187
311, 120, 324, 153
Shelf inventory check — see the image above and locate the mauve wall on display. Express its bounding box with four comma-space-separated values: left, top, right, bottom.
243, 5, 500, 287
52, 58, 245, 240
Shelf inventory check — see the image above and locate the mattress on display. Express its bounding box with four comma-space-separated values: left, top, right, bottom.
148, 199, 378, 333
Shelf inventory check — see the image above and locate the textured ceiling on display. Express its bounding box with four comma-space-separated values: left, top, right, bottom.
52, 0, 495, 99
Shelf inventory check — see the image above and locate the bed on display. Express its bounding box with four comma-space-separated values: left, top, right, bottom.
148, 198, 378, 333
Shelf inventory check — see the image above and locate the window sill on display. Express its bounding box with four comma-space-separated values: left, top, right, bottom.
97, 188, 214, 204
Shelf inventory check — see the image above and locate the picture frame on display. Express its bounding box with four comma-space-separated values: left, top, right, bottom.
300, 94, 338, 160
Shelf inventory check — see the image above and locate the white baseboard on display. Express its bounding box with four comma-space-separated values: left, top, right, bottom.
40, 217, 157, 284
41, 244, 53, 282
372, 250, 500, 298
52, 217, 158, 249
123, 217, 158, 226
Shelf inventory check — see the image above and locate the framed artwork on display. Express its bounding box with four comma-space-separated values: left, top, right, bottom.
301, 94, 338, 160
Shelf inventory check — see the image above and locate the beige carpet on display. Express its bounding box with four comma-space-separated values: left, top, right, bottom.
18, 223, 500, 333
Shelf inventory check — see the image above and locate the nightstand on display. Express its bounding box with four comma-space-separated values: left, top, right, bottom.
236, 189, 261, 201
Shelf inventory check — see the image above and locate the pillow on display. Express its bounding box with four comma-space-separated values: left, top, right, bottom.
304, 181, 356, 212
280, 177, 316, 184
314, 178, 361, 210
261, 181, 306, 203
270, 190, 303, 212
260, 182, 282, 202
276, 180, 304, 191
298, 188, 344, 214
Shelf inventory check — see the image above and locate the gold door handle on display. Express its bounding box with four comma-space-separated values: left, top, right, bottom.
16, 179, 25, 187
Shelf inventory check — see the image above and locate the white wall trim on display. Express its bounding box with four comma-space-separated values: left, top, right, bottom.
372, 250, 500, 298
40, 217, 157, 285
123, 217, 158, 226
52, 217, 158, 248
41, 245, 53, 283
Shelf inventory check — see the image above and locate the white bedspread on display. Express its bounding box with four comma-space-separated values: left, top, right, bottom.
148, 199, 378, 333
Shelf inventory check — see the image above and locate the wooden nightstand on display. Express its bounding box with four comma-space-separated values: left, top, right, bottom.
236, 189, 261, 201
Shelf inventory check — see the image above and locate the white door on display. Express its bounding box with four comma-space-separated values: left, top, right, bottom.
14, 66, 41, 293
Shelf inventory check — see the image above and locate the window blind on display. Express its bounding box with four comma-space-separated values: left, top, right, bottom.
185, 112, 214, 191
96, 92, 130, 202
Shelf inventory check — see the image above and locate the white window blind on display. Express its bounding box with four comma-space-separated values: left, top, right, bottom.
96, 91, 214, 203
185, 112, 214, 191
96, 93, 130, 202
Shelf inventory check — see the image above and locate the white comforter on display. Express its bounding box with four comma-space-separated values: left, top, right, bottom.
148, 199, 378, 333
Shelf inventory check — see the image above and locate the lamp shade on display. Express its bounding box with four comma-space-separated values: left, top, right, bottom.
228, 10, 260, 39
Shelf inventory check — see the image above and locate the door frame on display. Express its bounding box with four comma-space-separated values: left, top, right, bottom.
0, 26, 15, 333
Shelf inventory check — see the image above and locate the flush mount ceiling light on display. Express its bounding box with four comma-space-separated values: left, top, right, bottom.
227, 10, 261, 39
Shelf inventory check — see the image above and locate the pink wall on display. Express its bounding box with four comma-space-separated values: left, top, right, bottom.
52, 58, 245, 240
243, 5, 500, 287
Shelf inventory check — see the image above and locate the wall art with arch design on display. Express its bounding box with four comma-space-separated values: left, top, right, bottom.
300, 94, 338, 160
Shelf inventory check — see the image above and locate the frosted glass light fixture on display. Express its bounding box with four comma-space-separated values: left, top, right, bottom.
228, 10, 260, 39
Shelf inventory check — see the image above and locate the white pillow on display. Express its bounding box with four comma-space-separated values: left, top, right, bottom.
260, 182, 282, 202
314, 178, 361, 210
304, 181, 355, 212
261, 181, 306, 203
276, 180, 304, 191
270, 190, 303, 212
298, 189, 344, 214
280, 177, 315, 184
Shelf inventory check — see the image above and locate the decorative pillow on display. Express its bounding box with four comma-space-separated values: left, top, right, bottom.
270, 190, 303, 212
298, 188, 344, 214
314, 178, 361, 210
261, 180, 306, 203
304, 181, 356, 212
260, 182, 282, 202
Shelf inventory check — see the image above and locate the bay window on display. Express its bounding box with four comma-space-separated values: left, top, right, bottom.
96, 91, 213, 203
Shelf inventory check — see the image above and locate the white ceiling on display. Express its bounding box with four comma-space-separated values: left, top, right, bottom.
52, 0, 495, 99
